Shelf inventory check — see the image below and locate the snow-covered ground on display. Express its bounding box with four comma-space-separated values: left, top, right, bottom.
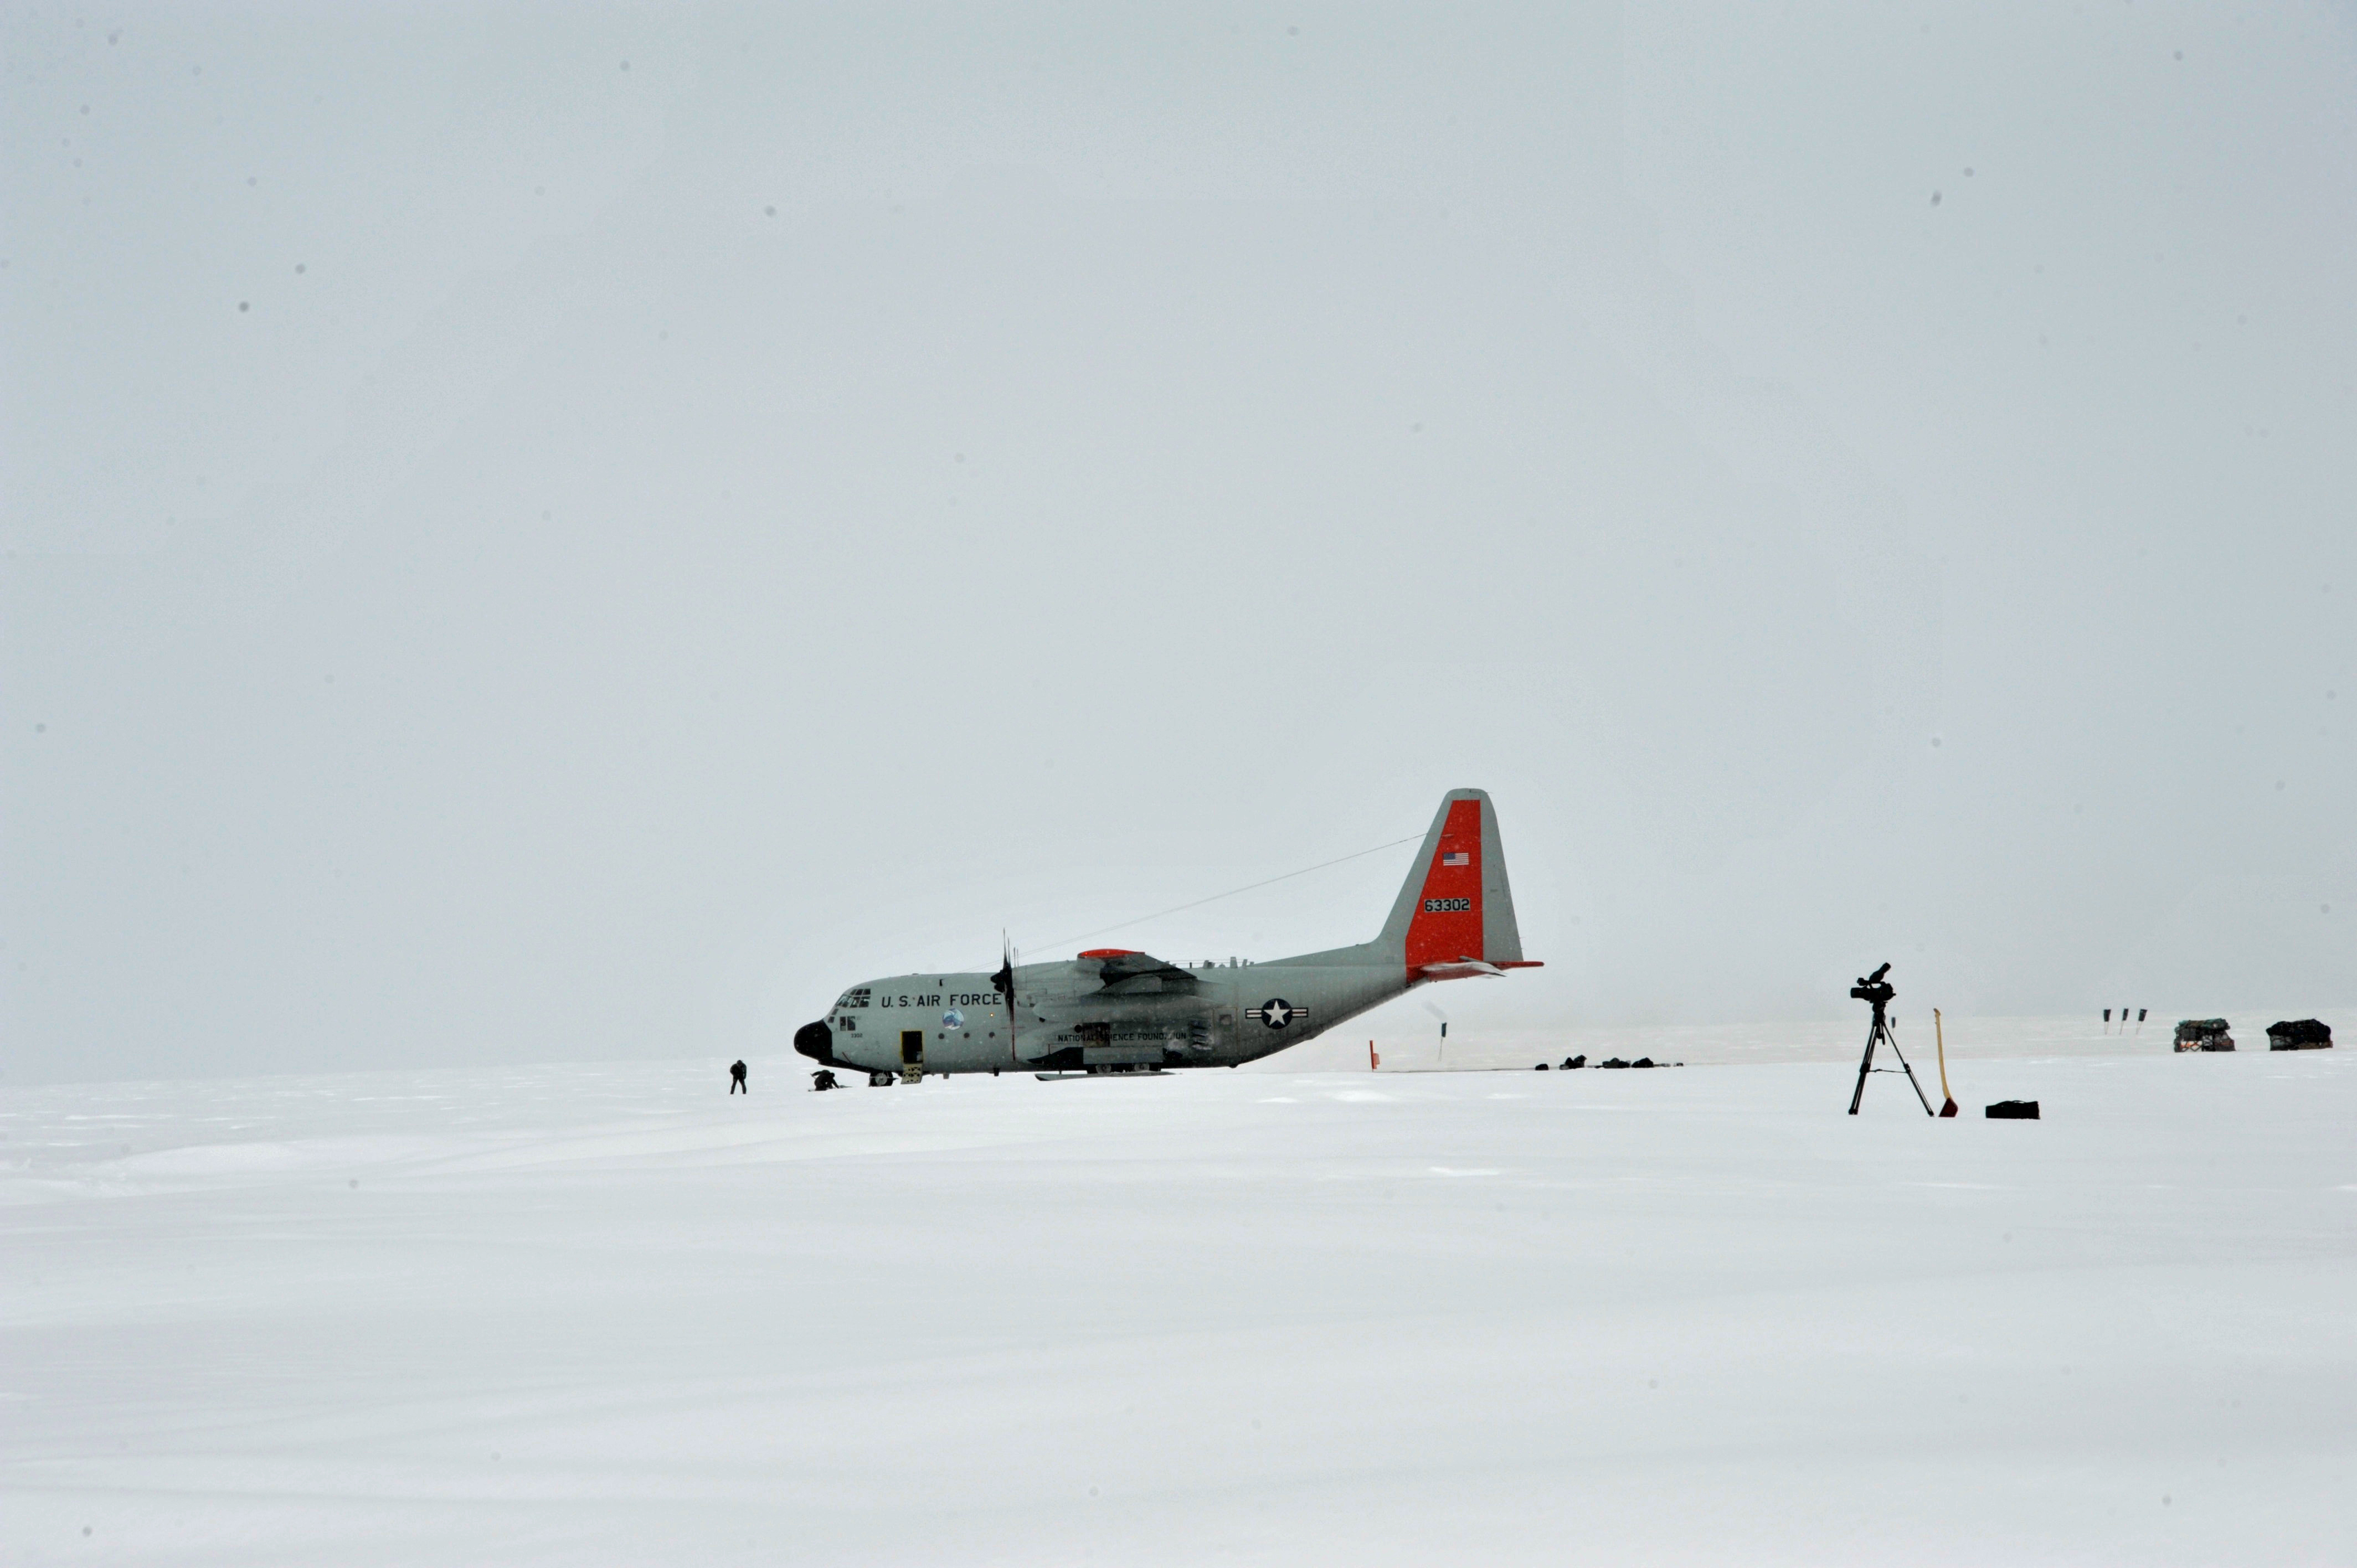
1271, 1006, 2357, 1074
5, 1031, 2353, 1565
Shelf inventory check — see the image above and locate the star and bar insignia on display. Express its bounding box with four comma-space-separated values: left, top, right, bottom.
1247, 998, 1307, 1029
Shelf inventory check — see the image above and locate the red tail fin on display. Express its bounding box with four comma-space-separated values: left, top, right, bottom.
1404, 797, 1485, 968
1377, 790, 1530, 977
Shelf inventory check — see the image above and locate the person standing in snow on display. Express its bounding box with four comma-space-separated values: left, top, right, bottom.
729, 1060, 748, 1094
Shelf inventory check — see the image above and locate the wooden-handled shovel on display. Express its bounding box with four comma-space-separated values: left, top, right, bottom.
1935, 1007, 1959, 1117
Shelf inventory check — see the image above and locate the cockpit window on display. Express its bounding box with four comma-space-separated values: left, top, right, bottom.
836, 987, 872, 1009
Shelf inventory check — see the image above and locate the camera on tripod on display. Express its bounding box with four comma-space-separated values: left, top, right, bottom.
1845, 961, 1931, 1116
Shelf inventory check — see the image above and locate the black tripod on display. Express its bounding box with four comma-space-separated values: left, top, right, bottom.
1847, 963, 1933, 1117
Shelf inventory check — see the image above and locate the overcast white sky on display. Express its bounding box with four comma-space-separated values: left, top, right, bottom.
6, 2, 2353, 1082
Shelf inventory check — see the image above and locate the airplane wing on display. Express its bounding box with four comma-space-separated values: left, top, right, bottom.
1087, 950, 1201, 992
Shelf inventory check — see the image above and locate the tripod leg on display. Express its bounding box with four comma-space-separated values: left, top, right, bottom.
1898, 1054, 1937, 1116
1881, 1024, 1937, 1116
1848, 1024, 1878, 1115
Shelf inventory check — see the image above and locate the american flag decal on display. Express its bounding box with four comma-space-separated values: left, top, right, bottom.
1441, 851, 1469, 866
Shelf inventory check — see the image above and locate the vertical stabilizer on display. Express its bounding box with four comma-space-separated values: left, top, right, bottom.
1377, 789, 1525, 968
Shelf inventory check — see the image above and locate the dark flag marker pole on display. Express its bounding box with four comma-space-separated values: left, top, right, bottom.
2103, 1008, 2113, 1034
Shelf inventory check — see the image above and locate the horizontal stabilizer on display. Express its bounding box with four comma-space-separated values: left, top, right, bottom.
1417, 960, 1505, 981
1416, 958, 1542, 982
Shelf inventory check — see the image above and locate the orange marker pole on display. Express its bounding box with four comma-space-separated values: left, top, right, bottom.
1370, 1040, 1380, 1071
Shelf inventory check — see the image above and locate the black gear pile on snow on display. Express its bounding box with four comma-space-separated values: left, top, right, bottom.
1985, 1100, 2040, 1120
2266, 1019, 2334, 1050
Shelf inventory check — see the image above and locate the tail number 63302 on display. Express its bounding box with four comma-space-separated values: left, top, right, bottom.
1422, 897, 1471, 914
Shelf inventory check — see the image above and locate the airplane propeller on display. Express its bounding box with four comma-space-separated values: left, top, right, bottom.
992, 935, 1016, 1004
994, 933, 1019, 1058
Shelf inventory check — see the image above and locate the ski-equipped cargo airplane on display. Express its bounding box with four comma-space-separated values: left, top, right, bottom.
794, 788, 1539, 1084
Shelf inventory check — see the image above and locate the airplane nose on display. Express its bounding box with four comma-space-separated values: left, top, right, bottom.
794, 1019, 837, 1065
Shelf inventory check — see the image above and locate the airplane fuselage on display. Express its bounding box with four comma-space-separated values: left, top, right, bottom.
814, 950, 1412, 1077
